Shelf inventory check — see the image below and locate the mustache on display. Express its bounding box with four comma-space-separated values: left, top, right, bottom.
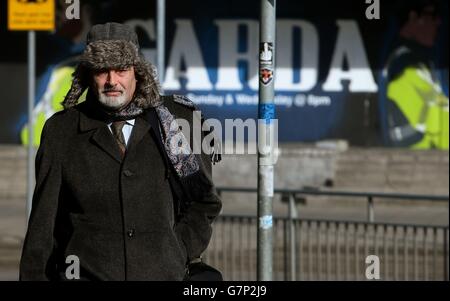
102, 88, 124, 93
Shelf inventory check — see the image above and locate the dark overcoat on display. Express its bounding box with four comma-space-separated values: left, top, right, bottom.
19, 97, 222, 281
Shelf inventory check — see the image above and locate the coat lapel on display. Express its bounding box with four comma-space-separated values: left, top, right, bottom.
126, 114, 151, 152
91, 127, 123, 163
79, 108, 123, 164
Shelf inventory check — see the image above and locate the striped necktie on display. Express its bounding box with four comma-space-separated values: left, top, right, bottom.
111, 121, 126, 158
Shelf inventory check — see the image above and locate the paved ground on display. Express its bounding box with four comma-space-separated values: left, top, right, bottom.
0, 269, 18, 281
0, 196, 25, 281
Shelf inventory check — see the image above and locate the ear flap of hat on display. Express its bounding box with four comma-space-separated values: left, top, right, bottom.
132, 57, 163, 109
62, 64, 89, 109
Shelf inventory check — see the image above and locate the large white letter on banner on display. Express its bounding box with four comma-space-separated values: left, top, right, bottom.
164, 19, 212, 90
322, 20, 378, 92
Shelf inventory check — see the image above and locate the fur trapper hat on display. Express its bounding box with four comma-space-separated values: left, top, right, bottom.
62, 22, 162, 109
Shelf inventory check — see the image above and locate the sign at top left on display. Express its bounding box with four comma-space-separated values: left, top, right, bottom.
8, 0, 55, 31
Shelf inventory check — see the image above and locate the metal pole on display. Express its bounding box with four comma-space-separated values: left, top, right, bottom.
288, 194, 297, 281
367, 196, 374, 223
157, 0, 165, 85
27, 30, 36, 223
257, 0, 276, 281
445, 228, 448, 281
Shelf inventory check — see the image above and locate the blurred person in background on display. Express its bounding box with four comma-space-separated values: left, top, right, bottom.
383, 0, 448, 149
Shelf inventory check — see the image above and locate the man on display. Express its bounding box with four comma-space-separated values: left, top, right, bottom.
383, 0, 448, 149
20, 22, 222, 281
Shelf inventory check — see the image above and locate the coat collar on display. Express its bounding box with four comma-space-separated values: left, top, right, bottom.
77, 102, 151, 163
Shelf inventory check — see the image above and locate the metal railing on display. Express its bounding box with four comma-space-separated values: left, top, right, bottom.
202, 187, 449, 281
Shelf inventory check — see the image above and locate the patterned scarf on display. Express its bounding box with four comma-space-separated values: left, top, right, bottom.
155, 105, 200, 178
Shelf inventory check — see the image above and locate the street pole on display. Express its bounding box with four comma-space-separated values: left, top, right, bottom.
27, 30, 36, 223
288, 194, 297, 280
157, 0, 165, 86
257, 0, 276, 281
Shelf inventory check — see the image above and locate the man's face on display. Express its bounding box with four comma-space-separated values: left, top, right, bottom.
92, 67, 137, 110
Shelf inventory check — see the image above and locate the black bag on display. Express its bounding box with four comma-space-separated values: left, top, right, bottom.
184, 261, 223, 281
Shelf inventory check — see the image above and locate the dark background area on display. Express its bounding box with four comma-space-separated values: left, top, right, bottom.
0, 0, 447, 145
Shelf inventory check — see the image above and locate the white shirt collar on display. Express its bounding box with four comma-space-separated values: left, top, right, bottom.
107, 119, 136, 127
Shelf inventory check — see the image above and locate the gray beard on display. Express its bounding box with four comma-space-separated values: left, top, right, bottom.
98, 93, 129, 110
88, 89, 144, 121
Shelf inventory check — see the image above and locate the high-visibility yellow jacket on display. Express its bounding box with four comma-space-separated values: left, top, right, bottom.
386, 45, 448, 149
